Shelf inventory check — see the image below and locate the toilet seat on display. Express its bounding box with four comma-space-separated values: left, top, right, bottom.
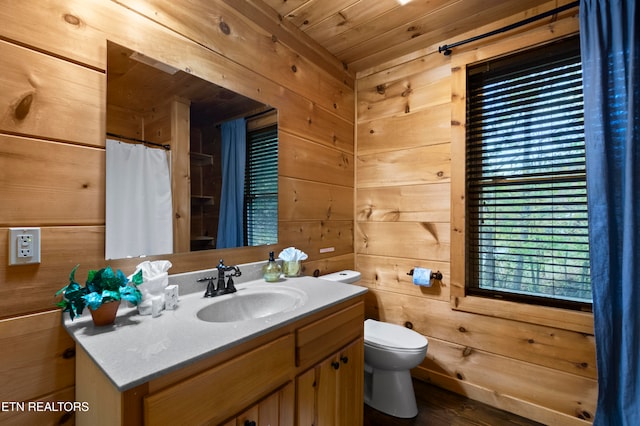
364, 319, 428, 352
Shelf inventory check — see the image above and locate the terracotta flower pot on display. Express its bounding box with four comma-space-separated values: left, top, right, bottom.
89, 301, 120, 326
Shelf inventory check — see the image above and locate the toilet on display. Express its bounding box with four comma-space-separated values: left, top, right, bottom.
319, 270, 429, 418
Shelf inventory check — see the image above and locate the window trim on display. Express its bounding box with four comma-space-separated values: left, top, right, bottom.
449, 33, 593, 335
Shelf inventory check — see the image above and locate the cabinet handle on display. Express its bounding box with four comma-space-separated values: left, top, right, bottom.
62, 347, 76, 359
244, 421, 256, 426
331, 361, 340, 370
340, 356, 349, 364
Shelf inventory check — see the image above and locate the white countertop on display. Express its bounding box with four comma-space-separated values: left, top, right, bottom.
63, 270, 367, 392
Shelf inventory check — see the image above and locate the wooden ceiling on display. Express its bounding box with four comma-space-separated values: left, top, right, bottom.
261, 0, 557, 73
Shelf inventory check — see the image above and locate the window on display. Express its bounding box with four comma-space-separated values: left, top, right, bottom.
244, 124, 278, 246
465, 36, 591, 310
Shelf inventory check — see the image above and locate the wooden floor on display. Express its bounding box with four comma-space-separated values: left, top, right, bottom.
363, 379, 544, 426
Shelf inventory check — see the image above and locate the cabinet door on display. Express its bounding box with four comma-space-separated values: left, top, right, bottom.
296, 338, 364, 426
296, 354, 338, 426
232, 382, 294, 426
296, 366, 316, 425
336, 338, 364, 426
235, 405, 259, 426
317, 353, 340, 426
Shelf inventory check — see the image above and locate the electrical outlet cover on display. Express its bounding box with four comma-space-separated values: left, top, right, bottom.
8, 228, 41, 265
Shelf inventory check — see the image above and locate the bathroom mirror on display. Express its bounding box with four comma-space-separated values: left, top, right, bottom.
106, 41, 278, 259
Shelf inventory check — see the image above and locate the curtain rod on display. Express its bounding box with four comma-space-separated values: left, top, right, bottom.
106, 132, 171, 150
438, 1, 579, 56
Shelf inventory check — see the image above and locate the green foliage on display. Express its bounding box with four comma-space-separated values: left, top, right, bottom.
55, 265, 143, 320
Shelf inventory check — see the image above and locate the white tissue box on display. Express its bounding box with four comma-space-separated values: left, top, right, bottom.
164, 285, 179, 310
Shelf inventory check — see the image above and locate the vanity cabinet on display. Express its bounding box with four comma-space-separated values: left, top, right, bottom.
74, 296, 364, 426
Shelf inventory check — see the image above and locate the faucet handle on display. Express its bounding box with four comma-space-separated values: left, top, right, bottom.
225, 275, 237, 293
198, 276, 217, 298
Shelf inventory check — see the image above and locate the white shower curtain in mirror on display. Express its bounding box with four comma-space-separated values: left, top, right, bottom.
106, 139, 173, 259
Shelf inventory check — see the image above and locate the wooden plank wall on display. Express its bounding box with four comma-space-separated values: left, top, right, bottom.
0, 0, 353, 423
355, 1, 596, 425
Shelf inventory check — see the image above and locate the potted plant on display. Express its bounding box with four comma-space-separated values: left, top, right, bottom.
56, 264, 143, 326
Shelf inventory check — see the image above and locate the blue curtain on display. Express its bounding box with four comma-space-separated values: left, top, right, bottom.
580, 0, 639, 423
217, 118, 246, 248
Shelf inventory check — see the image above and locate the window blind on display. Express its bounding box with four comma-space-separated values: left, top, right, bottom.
466, 36, 591, 308
244, 124, 278, 246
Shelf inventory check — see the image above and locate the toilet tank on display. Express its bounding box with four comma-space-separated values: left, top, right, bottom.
319, 270, 361, 284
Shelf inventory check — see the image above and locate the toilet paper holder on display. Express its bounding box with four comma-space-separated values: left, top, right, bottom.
407, 269, 443, 280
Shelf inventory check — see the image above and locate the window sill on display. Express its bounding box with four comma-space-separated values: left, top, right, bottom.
450, 288, 594, 335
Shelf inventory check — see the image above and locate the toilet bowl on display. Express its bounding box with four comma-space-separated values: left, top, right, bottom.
319, 270, 429, 418
363, 319, 428, 418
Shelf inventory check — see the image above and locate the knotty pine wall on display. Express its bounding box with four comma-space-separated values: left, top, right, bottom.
0, 0, 353, 424
355, 1, 596, 425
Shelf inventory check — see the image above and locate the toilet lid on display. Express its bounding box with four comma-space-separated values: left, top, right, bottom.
364, 319, 428, 351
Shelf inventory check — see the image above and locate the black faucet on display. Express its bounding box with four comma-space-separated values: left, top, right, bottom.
199, 259, 242, 298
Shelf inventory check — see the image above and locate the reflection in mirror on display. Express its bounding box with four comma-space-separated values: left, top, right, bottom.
106, 42, 278, 260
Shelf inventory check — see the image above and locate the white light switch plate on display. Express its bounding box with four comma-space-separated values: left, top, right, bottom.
8, 227, 41, 265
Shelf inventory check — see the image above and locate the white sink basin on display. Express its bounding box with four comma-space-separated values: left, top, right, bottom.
196, 286, 307, 323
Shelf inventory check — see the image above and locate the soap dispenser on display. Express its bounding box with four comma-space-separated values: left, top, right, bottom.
262, 251, 281, 282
